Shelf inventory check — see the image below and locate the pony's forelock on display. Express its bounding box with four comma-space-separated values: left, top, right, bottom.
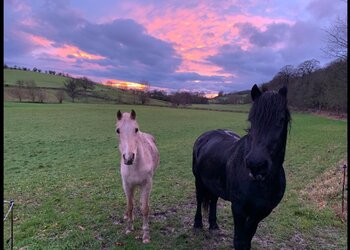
248, 90, 290, 133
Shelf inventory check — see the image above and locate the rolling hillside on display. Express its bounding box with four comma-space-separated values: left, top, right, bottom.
4, 69, 69, 88
3, 69, 170, 106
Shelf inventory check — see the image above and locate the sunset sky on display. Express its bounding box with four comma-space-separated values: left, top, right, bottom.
4, 0, 347, 95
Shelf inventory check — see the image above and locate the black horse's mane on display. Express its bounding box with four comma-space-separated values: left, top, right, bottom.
247, 90, 291, 134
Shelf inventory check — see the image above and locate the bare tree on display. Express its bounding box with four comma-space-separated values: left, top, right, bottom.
77, 77, 95, 100
277, 65, 295, 86
297, 59, 320, 77
37, 88, 47, 103
322, 14, 347, 60
64, 78, 81, 102
9, 87, 25, 102
138, 80, 150, 105
55, 89, 65, 103
9, 80, 25, 102
25, 80, 37, 102
227, 94, 239, 104
79, 77, 95, 90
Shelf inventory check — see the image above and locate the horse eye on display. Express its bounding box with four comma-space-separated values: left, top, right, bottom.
135, 128, 139, 133
116, 128, 120, 134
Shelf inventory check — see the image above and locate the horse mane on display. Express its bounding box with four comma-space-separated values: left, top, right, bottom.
248, 90, 291, 134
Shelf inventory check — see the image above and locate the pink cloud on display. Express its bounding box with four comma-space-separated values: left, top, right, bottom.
28, 36, 106, 61
29, 35, 54, 47
26, 35, 109, 72
109, 2, 293, 78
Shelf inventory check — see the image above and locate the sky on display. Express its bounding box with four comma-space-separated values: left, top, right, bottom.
4, 0, 347, 96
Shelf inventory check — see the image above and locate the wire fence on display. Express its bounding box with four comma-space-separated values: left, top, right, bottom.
3, 200, 14, 250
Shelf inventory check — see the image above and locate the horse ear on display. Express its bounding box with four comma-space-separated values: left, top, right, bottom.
131, 109, 136, 120
251, 84, 262, 101
117, 110, 122, 120
279, 86, 288, 97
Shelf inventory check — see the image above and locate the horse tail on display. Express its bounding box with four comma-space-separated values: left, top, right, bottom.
193, 133, 211, 220
202, 196, 209, 218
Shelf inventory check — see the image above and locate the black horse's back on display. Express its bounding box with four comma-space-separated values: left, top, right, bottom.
193, 129, 240, 199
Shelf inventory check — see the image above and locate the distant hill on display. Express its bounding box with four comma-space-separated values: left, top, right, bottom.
210, 89, 251, 104
4, 69, 69, 88
3, 69, 170, 106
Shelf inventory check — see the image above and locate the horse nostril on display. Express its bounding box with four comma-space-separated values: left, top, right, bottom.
245, 157, 254, 169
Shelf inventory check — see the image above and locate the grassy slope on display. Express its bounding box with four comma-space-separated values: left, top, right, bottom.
3, 102, 347, 249
3, 69, 170, 106
4, 69, 69, 88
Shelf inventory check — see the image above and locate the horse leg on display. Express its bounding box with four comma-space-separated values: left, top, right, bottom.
193, 178, 204, 229
122, 182, 135, 234
208, 195, 219, 231
244, 216, 261, 248
140, 181, 152, 243
244, 212, 269, 247
231, 203, 250, 250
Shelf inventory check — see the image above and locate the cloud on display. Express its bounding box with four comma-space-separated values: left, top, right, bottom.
7, 1, 182, 86
234, 22, 290, 48
307, 0, 345, 20
208, 44, 282, 85
4, 0, 343, 93
208, 18, 330, 86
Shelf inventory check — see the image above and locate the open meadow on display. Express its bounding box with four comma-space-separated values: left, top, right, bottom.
3, 102, 347, 249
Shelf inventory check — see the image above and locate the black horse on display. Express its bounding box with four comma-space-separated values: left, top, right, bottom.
192, 84, 290, 249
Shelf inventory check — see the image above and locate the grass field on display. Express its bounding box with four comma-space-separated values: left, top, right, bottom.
3, 102, 347, 249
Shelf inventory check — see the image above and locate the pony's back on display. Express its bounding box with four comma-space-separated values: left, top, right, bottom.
193, 129, 241, 200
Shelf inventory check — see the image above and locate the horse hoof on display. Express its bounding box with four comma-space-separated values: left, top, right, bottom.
193, 222, 203, 229
209, 228, 220, 236
142, 238, 150, 244
209, 224, 219, 230
192, 227, 202, 235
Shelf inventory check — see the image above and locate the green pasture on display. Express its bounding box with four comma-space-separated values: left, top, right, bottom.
3, 102, 347, 249
4, 69, 68, 88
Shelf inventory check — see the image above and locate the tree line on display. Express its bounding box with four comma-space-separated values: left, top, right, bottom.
212, 57, 347, 113
148, 90, 209, 106
4, 64, 72, 77
262, 58, 347, 113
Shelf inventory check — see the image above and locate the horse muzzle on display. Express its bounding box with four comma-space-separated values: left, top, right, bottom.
246, 157, 269, 181
248, 172, 267, 181
123, 153, 135, 165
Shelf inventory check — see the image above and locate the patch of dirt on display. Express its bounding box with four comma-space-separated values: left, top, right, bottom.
310, 110, 347, 121
300, 158, 348, 222
278, 232, 307, 250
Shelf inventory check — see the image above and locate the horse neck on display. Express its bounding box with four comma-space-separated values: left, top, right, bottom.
135, 133, 147, 158
276, 128, 288, 165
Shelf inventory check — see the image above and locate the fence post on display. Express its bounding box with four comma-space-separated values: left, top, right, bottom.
11, 200, 14, 250
342, 164, 347, 213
